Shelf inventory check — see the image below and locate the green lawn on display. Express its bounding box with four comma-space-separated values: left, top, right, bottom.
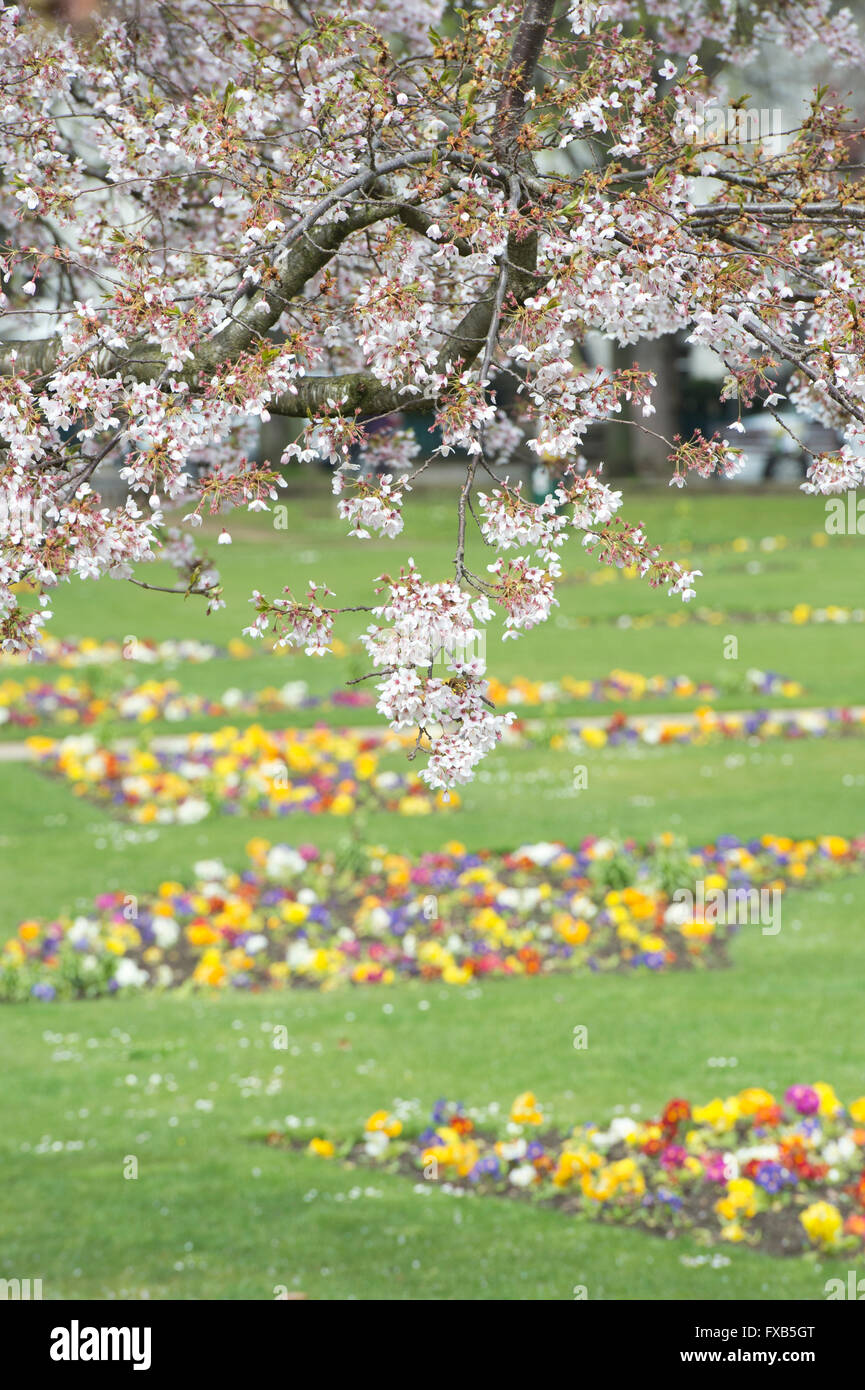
1, 481, 863, 1299
4, 872, 864, 1300
2, 737, 864, 925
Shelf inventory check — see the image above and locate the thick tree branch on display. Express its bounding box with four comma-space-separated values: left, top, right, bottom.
0, 193, 442, 391
493, 0, 559, 161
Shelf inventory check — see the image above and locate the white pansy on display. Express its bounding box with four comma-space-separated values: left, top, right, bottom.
193, 859, 227, 881
509, 1164, 537, 1188
114, 958, 149, 988
153, 917, 180, 949
266, 846, 306, 880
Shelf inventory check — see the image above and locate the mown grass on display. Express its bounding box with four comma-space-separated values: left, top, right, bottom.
3, 871, 864, 1300
2, 736, 864, 927
0, 482, 863, 1299
2, 486, 860, 742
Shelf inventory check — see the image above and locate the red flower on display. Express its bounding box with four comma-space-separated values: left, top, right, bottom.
661, 1098, 691, 1131
753, 1103, 784, 1128
778, 1136, 808, 1171
798, 1161, 829, 1182
518, 946, 542, 974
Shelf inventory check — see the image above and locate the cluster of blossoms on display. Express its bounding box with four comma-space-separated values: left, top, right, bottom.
332, 470, 406, 540
4, 0, 865, 781
668, 431, 745, 488
245, 583, 337, 657
353, 257, 438, 391
486, 554, 560, 636
478, 483, 568, 571
300, 1081, 865, 1255
4, 832, 861, 1000
28, 723, 456, 824
800, 452, 865, 497
467, 468, 699, 608
356, 561, 513, 788
580, 519, 703, 603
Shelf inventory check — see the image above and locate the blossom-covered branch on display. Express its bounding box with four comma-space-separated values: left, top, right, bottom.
3, 0, 865, 781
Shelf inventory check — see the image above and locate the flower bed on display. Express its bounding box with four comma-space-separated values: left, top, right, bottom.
0, 667, 801, 731
3, 832, 861, 1001
561, 603, 865, 631
0, 633, 353, 668
26, 724, 455, 825
533, 705, 865, 751
486, 668, 800, 708
0, 635, 247, 668
293, 1085, 865, 1257
0, 675, 375, 729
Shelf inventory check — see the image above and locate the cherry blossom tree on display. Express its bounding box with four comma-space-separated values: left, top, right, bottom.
2, 0, 865, 786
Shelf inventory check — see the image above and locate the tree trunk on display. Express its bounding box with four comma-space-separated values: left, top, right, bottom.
606, 335, 683, 480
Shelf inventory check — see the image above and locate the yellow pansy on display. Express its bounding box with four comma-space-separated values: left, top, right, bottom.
800, 1201, 842, 1247
813, 1082, 843, 1117
308, 1138, 335, 1158
365, 1110, 402, 1138
849, 1096, 865, 1125
737, 1088, 776, 1116
510, 1091, 543, 1126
